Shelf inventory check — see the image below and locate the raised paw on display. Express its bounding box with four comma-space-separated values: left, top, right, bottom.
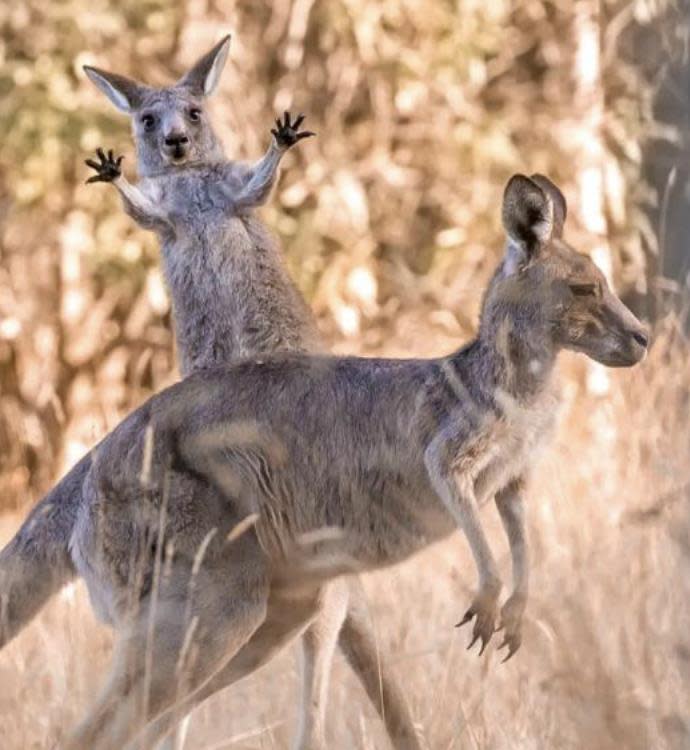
456, 584, 501, 656
85, 148, 123, 184
271, 111, 315, 149
496, 592, 526, 663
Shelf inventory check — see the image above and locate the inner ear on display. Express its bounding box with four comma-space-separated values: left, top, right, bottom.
177, 34, 231, 97
502, 174, 554, 256
84, 66, 147, 113
529, 174, 567, 237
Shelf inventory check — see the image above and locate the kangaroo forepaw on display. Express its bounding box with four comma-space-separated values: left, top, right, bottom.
496, 592, 526, 662
85, 147, 123, 184
271, 111, 315, 149
456, 584, 501, 656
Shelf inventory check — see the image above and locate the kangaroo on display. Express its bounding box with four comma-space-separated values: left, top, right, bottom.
82, 35, 419, 750
48, 173, 649, 749
0, 35, 418, 750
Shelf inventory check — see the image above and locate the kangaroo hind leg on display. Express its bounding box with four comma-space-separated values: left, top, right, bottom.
63, 534, 269, 750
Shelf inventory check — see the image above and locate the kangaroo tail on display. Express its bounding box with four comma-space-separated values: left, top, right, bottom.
0, 452, 91, 649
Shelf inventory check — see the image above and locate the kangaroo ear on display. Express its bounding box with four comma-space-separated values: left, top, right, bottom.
529, 174, 567, 238
83, 66, 146, 113
501, 174, 554, 271
177, 34, 231, 97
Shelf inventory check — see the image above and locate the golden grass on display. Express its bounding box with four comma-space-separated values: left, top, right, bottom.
1, 322, 688, 750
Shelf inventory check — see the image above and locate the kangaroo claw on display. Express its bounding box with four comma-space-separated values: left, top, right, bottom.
497, 592, 526, 662
272, 110, 316, 149
85, 147, 123, 184
498, 634, 520, 663
457, 585, 501, 656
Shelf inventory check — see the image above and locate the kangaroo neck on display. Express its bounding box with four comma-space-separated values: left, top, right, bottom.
451, 314, 558, 404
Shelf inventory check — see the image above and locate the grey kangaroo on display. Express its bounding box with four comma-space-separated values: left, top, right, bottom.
0, 35, 417, 750
52, 173, 647, 749
82, 35, 417, 750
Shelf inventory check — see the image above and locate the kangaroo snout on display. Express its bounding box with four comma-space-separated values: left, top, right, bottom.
630, 328, 649, 350
611, 299, 649, 366
623, 323, 649, 364
164, 132, 190, 161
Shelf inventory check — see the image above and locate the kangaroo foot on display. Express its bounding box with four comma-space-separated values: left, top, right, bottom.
496, 591, 526, 662
85, 148, 123, 183
271, 111, 315, 149
456, 582, 501, 656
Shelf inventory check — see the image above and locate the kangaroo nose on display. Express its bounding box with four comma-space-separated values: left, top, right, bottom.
164, 133, 189, 147
631, 329, 649, 349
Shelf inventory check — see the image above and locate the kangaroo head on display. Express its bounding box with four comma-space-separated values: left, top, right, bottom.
483, 173, 648, 368
84, 35, 231, 176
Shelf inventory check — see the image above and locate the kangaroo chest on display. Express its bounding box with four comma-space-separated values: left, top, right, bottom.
152, 174, 316, 373
464, 387, 560, 504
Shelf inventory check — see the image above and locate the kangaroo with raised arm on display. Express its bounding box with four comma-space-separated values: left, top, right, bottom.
50, 173, 648, 749
82, 35, 419, 750
0, 35, 418, 750
83, 36, 319, 373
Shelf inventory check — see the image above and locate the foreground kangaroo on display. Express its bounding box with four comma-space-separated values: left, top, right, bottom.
0, 35, 417, 750
45, 174, 648, 749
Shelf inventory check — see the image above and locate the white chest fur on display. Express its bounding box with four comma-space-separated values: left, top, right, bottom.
470, 385, 560, 504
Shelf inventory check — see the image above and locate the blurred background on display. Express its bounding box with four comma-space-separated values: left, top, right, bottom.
0, 0, 688, 748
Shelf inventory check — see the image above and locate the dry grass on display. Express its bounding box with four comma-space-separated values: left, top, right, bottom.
1, 321, 688, 750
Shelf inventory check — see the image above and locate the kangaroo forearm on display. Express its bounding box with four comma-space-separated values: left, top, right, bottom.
424, 443, 500, 590
233, 141, 285, 209
495, 479, 529, 596
114, 176, 170, 232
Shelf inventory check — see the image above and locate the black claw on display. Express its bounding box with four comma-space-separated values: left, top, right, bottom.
456, 609, 474, 628
467, 632, 480, 651
497, 635, 519, 662
478, 637, 488, 656
85, 148, 122, 184
272, 111, 315, 149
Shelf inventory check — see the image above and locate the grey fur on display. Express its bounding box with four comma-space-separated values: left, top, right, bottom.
55, 174, 647, 748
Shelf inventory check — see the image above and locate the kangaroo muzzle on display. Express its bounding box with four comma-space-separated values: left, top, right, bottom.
164, 132, 189, 162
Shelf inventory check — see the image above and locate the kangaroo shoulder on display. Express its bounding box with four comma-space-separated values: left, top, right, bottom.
219, 160, 252, 192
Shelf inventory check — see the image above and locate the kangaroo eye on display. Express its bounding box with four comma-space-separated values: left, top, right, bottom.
141, 114, 156, 131
570, 283, 597, 297
188, 108, 202, 122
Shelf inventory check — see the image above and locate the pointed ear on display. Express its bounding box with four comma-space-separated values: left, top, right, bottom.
502, 174, 554, 267
83, 66, 146, 113
177, 35, 231, 97
529, 174, 567, 237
